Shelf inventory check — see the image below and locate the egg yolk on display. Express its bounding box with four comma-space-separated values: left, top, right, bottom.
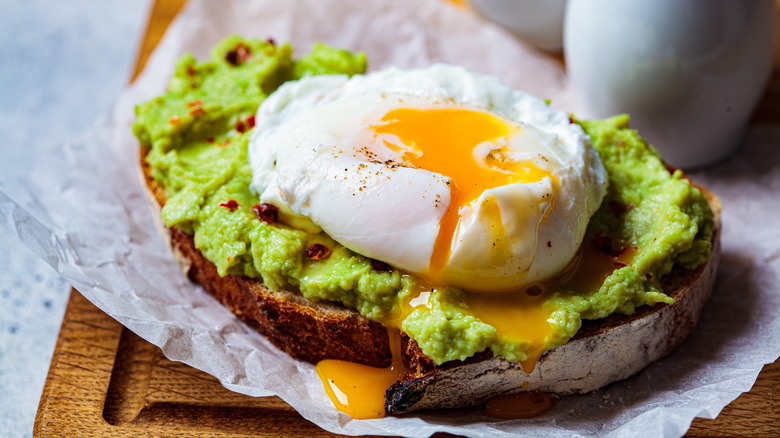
372, 108, 553, 281
315, 328, 405, 419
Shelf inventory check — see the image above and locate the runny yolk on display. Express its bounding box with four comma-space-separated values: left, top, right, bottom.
316, 329, 405, 419
464, 288, 553, 374
485, 391, 552, 419
372, 107, 553, 280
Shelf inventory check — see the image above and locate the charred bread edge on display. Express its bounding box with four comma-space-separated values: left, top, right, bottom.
139, 146, 721, 414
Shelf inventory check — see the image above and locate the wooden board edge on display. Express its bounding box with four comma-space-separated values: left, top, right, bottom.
34, 289, 125, 437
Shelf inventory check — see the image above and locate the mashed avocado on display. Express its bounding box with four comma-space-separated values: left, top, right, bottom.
134, 36, 714, 365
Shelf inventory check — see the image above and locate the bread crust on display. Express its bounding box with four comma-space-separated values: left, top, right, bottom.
139, 146, 721, 414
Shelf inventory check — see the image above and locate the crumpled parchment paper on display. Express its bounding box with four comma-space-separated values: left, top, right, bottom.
1, 0, 778, 436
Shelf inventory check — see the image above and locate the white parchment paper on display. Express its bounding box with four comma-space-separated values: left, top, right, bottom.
2, 0, 779, 436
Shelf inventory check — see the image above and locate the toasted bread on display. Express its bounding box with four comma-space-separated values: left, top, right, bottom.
140, 146, 721, 414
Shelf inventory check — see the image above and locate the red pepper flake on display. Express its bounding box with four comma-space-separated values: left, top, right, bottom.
169, 115, 182, 125
225, 42, 252, 66
253, 203, 278, 224
613, 262, 627, 269
235, 120, 246, 133
266, 37, 276, 46
370, 259, 393, 273
186, 100, 205, 116
547, 241, 552, 248
247, 115, 256, 129
645, 273, 653, 280
205, 137, 215, 143
186, 65, 197, 76
305, 244, 330, 260
225, 50, 239, 65
219, 199, 239, 212
568, 115, 576, 124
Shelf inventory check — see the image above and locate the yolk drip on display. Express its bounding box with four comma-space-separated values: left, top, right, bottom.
464, 288, 553, 374
485, 391, 552, 419
316, 329, 405, 419
372, 108, 552, 280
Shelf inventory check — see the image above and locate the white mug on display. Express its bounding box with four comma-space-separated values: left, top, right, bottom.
565, 0, 776, 168
468, 0, 568, 53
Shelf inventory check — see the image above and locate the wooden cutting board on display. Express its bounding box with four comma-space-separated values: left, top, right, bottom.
34, 291, 351, 437
34, 0, 780, 436
32, 291, 780, 437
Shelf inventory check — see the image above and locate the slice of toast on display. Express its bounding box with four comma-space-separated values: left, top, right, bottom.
140, 146, 721, 414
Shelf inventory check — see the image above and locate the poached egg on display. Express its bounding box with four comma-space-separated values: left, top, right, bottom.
248, 65, 606, 292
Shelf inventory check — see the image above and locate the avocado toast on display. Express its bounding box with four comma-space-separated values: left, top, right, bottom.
134, 36, 719, 417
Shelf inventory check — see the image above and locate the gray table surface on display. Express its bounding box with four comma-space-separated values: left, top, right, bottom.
0, 1, 150, 435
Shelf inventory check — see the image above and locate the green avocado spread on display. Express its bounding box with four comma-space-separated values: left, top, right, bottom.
134, 36, 714, 366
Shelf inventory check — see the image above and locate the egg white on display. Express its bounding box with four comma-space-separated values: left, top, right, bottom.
248, 65, 607, 292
